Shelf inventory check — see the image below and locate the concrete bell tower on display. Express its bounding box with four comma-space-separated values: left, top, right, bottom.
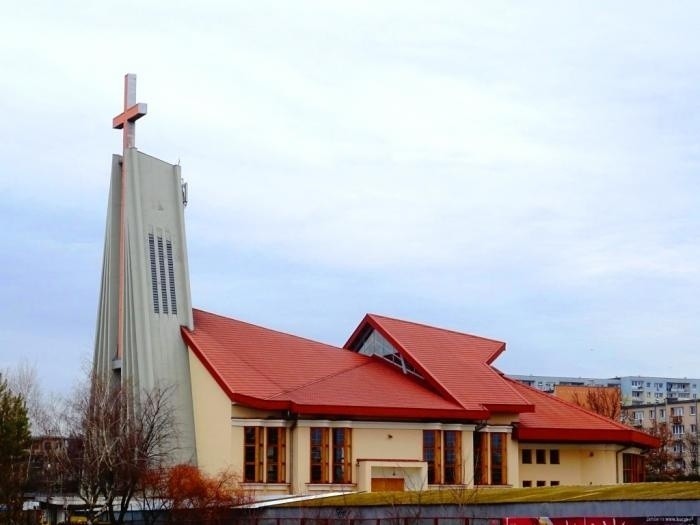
93, 74, 196, 463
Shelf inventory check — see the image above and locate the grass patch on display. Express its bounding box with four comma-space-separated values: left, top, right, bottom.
284, 482, 700, 507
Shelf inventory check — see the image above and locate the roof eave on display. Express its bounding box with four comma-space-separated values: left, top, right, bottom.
513, 426, 661, 449
287, 403, 489, 421
182, 326, 239, 402
484, 403, 535, 414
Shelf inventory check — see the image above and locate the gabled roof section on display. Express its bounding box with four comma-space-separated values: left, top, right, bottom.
345, 314, 533, 414
182, 309, 487, 420
508, 379, 660, 448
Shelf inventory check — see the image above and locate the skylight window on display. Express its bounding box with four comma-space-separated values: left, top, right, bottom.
355, 330, 423, 379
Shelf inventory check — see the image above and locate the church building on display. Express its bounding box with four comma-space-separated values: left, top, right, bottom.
93, 75, 657, 497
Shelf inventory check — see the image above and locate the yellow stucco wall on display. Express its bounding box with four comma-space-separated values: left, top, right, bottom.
517, 444, 623, 487
185, 356, 640, 495
187, 351, 236, 476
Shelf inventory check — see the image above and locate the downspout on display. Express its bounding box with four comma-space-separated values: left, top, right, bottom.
286, 411, 298, 494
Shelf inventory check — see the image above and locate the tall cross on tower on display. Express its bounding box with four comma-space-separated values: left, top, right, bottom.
113, 73, 147, 150
113, 73, 147, 363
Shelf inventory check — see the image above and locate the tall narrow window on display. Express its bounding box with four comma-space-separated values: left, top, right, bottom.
332, 428, 352, 483
157, 236, 169, 314
474, 432, 508, 485
623, 453, 645, 483
310, 428, 330, 483
490, 433, 507, 485
266, 428, 286, 483
166, 240, 177, 314
423, 430, 442, 484
148, 234, 159, 313
444, 430, 462, 484
244, 427, 264, 482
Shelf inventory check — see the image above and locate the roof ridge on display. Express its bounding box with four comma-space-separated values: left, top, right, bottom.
367, 313, 505, 345
364, 316, 468, 409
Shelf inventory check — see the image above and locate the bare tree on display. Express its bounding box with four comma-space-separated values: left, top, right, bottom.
569, 387, 623, 421
53, 374, 178, 525
643, 421, 683, 481
3, 360, 61, 436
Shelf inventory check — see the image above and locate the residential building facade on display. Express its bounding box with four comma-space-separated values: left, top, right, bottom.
623, 399, 700, 477
510, 375, 700, 406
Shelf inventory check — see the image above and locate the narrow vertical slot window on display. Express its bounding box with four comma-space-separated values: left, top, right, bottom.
166, 240, 177, 314
148, 234, 159, 313
157, 236, 169, 314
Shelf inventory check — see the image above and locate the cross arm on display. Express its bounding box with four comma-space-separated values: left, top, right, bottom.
113, 103, 148, 129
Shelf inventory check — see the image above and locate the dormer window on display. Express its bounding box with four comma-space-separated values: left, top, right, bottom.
354, 329, 423, 379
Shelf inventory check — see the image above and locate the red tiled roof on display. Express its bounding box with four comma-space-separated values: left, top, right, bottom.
345, 314, 533, 414
182, 309, 659, 448
509, 379, 660, 448
182, 309, 485, 420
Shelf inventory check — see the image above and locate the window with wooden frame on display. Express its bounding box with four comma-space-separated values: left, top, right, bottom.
474, 432, 508, 485
266, 427, 286, 483
310, 428, 330, 483
423, 430, 462, 485
489, 432, 507, 485
622, 453, 645, 483
332, 428, 352, 483
443, 430, 462, 484
244, 427, 264, 482
244, 427, 286, 483
423, 430, 442, 484
521, 449, 532, 464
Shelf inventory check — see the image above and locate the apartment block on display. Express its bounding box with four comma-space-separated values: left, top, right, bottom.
623, 399, 700, 476
510, 375, 700, 405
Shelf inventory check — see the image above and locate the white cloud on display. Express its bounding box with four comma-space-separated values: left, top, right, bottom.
1, 1, 700, 392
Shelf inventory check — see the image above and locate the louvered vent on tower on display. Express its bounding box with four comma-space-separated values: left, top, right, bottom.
148, 233, 159, 313
166, 240, 177, 314
147, 232, 177, 315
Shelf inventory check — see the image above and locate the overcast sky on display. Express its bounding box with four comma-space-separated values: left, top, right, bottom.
1, 1, 699, 394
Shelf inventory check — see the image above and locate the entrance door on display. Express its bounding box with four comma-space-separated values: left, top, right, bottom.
371, 477, 405, 491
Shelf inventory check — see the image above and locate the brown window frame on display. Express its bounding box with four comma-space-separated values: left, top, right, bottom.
244, 426, 286, 483
244, 426, 264, 482
622, 453, 645, 483
443, 430, 462, 484
423, 430, 442, 484
310, 427, 330, 483
332, 428, 352, 484
266, 427, 286, 483
423, 430, 462, 485
474, 432, 508, 486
